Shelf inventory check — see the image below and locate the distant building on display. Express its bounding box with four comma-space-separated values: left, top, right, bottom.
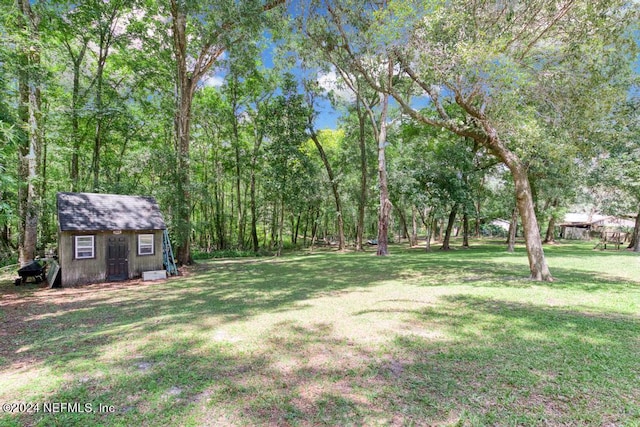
57, 192, 167, 286
559, 213, 635, 240
490, 219, 511, 232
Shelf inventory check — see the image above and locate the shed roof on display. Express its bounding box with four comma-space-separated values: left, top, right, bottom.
57, 192, 166, 232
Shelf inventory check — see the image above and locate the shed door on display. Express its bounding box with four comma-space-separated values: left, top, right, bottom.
107, 236, 128, 281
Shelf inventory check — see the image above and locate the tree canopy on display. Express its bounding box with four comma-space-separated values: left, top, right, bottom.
0, 0, 638, 273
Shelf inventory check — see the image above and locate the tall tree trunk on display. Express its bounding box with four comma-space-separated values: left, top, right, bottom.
170, 0, 237, 262
507, 206, 517, 253
355, 99, 367, 251
213, 155, 225, 250
1, 222, 11, 253
293, 214, 301, 245
277, 198, 285, 256
543, 198, 558, 244
309, 130, 345, 250
169, 0, 280, 260
171, 3, 195, 264
40, 112, 49, 248
418, 208, 433, 252
92, 78, 103, 191
302, 208, 310, 247
310, 207, 319, 253
396, 207, 410, 243
249, 169, 259, 252
475, 199, 482, 238
631, 208, 640, 253
250, 126, 263, 252
16, 0, 41, 266
376, 113, 392, 256
230, 78, 245, 249
174, 91, 193, 263
18, 89, 41, 265
90, 9, 118, 191
228, 180, 235, 246
427, 214, 437, 252
440, 204, 457, 251
411, 206, 418, 247
544, 215, 556, 244
375, 63, 393, 256
64, 40, 87, 191
462, 211, 470, 248
269, 201, 277, 250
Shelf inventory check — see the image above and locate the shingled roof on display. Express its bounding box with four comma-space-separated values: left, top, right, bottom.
57, 192, 166, 232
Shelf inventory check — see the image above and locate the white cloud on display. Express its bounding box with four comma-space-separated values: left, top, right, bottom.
317, 69, 355, 103
203, 75, 225, 88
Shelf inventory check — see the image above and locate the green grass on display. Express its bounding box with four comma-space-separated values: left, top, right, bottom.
0, 240, 638, 426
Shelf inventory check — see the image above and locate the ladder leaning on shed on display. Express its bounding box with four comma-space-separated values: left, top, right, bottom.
163, 229, 178, 276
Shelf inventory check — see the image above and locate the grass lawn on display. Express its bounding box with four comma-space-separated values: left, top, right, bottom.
0, 240, 638, 426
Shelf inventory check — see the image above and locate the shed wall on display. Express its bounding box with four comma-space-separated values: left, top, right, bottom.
59, 230, 164, 286
129, 230, 165, 274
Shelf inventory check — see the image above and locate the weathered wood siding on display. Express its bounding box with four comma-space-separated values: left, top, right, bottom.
59, 231, 107, 286
59, 229, 164, 286
130, 230, 164, 275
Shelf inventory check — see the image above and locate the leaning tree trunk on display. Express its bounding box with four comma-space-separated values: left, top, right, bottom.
310, 130, 345, 251
480, 128, 552, 280
386, 79, 553, 280
440, 204, 457, 251
503, 159, 551, 279
513, 168, 551, 280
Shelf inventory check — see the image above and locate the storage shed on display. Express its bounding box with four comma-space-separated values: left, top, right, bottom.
57, 192, 167, 286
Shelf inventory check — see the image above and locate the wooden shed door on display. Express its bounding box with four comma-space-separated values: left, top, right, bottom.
107, 236, 128, 281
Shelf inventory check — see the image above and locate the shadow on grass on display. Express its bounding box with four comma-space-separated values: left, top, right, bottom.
8, 296, 639, 426
1, 247, 638, 367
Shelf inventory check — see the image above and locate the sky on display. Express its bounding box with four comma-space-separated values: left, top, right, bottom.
200, 33, 344, 130
200, 6, 640, 132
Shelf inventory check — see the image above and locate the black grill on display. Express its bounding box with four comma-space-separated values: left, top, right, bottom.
15, 260, 46, 286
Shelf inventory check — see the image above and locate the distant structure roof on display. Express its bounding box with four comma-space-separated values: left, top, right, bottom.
57, 192, 166, 232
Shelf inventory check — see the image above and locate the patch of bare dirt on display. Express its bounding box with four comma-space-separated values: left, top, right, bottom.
0, 270, 186, 368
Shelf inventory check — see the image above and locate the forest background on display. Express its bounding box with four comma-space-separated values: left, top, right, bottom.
1, 0, 639, 281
